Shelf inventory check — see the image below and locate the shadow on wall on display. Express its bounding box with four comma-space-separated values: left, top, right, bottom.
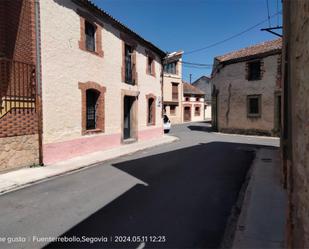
44, 142, 276, 249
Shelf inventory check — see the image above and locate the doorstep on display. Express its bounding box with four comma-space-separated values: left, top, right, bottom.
0, 135, 178, 195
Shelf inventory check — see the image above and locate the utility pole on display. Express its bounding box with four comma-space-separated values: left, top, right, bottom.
190, 74, 192, 84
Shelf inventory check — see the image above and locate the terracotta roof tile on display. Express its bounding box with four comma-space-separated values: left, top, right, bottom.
216, 38, 282, 63
183, 81, 205, 95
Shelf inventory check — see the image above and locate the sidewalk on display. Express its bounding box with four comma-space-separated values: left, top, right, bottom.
232, 148, 287, 249
0, 135, 178, 195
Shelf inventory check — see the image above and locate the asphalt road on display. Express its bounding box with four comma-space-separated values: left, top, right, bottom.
0, 122, 279, 249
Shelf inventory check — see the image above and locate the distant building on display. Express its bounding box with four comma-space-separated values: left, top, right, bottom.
182, 82, 205, 122
192, 76, 212, 120
211, 39, 282, 136
163, 51, 183, 124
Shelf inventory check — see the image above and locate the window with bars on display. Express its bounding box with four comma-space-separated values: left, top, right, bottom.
86, 89, 99, 130
247, 95, 261, 117
147, 98, 155, 125
85, 21, 96, 52
125, 44, 133, 84
248, 60, 261, 81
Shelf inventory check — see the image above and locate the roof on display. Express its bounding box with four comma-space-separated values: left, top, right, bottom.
74, 0, 166, 58
183, 81, 205, 95
216, 38, 282, 64
192, 75, 211, 85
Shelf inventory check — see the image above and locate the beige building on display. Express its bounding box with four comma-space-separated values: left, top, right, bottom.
40, 0, 166, 164
211, 39, 282, 136
282, 0, 309, 248
163, 51, 183, 124
182, 82, 205, 122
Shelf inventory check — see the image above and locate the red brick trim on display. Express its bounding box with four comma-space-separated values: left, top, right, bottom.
78, 81, 106, 135
146, 94, 156, 126
78, 16, 104, 57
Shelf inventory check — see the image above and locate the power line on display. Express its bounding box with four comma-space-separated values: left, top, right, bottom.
266, 0, 271, 27
183, 10, 282, 56
181, 61, 213, 67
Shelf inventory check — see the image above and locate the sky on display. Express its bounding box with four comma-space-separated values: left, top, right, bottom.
92, 0, 282, 82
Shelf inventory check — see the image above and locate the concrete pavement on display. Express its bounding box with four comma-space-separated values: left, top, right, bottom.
232, 148, 287, 249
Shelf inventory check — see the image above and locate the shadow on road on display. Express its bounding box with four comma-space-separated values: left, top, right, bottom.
45, 142, 276, 249
187, 125, 214, 132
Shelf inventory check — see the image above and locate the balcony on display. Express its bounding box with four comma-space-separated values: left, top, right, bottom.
0, 58, 36, 118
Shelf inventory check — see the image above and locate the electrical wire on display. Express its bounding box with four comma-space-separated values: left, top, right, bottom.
266, 0, 271, 27
183, 10, 281, 56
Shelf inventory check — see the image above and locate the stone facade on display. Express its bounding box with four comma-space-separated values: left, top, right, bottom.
0, 135, 39, 172
282, 1, 309, 248
163, 51, 183, 124
40, 0, 165, 164
0, 0, 40, 172
211, 41, 282, 136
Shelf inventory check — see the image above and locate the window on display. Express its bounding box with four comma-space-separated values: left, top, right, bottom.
195, 106, 200, 116
248, 60, 261, 81
247, 95, 261, 117
196, 97, 200, 102
125, 44, 133, 84
86, 89, 99, 130
147, 97, 155, 125
164, 62, 177, 74
172, 83, 178, 100
85, 21, 96, 52
147, 56, 154, 76
170, 105, 176, 115
185, 97, 190, 101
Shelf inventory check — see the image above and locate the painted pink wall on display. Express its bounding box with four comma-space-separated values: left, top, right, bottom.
43, 133, 121, 165
43, 127, 163, 165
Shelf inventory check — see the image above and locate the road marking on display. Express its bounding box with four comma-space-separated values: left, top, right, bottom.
136, 242, 146, 249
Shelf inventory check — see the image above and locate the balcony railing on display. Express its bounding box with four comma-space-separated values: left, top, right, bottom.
0, 58, 36, 118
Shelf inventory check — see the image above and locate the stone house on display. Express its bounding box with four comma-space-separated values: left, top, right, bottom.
0, 0, 166, 170
192, 75, 212, 120
211, 39, 282, 136
282, 0, 309, 248
40, 0, 166, 164
0, 0, 41, 172
182, 82, 205, 122
163, 51, 183, 124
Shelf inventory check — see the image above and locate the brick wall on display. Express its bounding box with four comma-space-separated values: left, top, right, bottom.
0, 0, 39, 171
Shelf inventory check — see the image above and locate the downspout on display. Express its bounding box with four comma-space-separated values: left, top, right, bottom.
34, 0, 43, 166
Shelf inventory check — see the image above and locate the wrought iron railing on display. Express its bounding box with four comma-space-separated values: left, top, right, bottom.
0, 58, 36, 118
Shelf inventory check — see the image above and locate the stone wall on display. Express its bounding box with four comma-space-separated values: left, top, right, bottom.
0, 135, 39, 172
283, 1, 309, 248
211, 54, 281, 136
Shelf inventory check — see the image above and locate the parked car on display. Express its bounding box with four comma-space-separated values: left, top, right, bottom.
163, 114, 171, 133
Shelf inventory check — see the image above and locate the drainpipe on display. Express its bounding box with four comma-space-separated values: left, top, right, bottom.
34, 0, 43, 166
